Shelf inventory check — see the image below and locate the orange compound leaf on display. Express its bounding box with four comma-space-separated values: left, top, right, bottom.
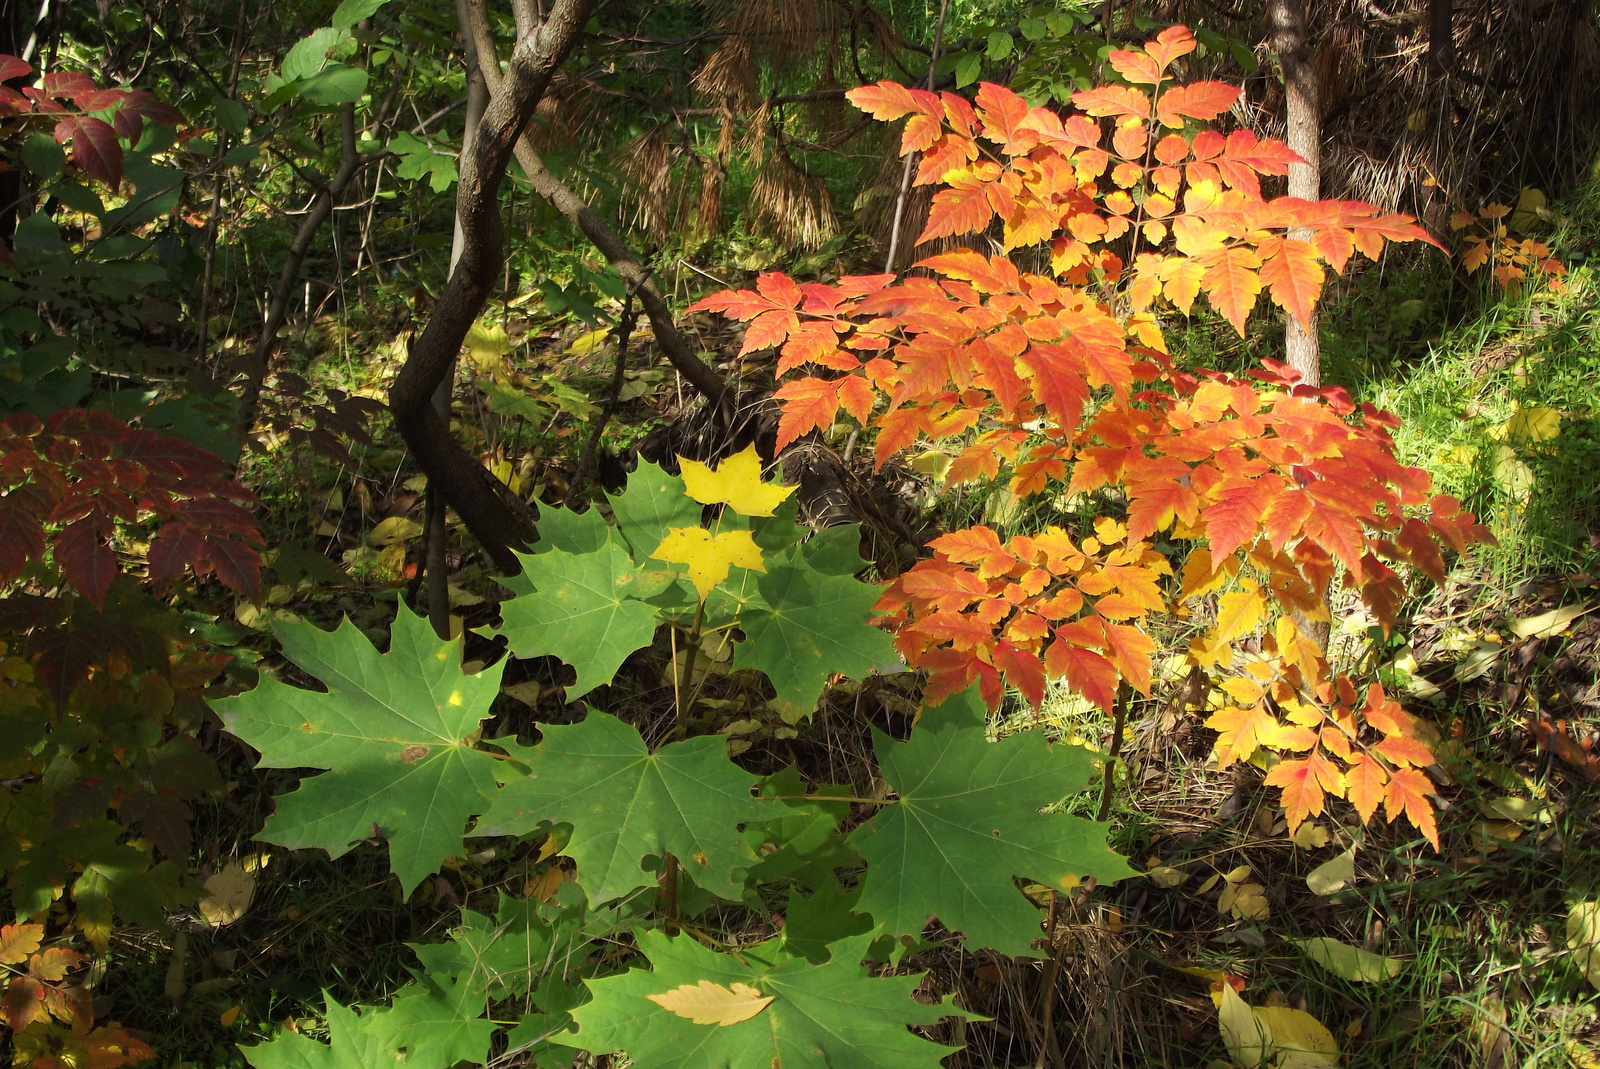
1107, 46, 1166, 86
1143, 24, 1200, 69
3, 975, 48, 1031
1395, 516, 1448, 585
1357, 682, 1411, 735
912, 610, 996, 652
774, 320, 846, 375
771, 377, 839, 450
835, 374, 877, 425
1257, 237, 1325, 331
81, 1024, 157, 1069
27, 947, 85, 982
1374, 733, 1436, 769
1265, 750, 1343, 832
1344, 753, 1388, 824
974, 82, 1035, 154
1383, 767, 1440, 850
918, 170, 999, 243
929, 526, 1016, 578
1124, 471, 1200, 544
1210, 588, 1265, 646
741, 307, 800, 356
872, 406, 927, 468
1154, 81, 1241, 127
1206, 702, 1280, 768
1200, 246, 1263, 335
1043, 641, 1118, 713
992, 640, 1047, 707
1071, 84, 1150, 121
845, 80, 940, 122
898, 563, 989, 613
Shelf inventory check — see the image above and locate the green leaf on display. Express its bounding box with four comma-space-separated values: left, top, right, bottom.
499, 536, 663, 697
531, 506, 611, 556
1292, 937, 1402, 983
243, 987, 494, 1069
987, 31, 1014, 60
331, 0, 390, 30
741, 767, 858, 890
955, 52, 982, 88
849, 686, 1132, 956
782, 879, 873, 964
21, 133, 64, 178
409, 889, 588, 999
801, 523, 869, 575
211, 603, 505, 895
298, 64, 369, 105
282, 27, 342, 81
606, 459, 702, 561
561, 931, 969, 1069
473, 711, 767, 904
733, 556, 902, 714
389, 131, 457, 192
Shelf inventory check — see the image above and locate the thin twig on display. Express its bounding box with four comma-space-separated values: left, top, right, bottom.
1096, 682, 1132, 823
564, 289, 638, 507
883, 0, 949, 273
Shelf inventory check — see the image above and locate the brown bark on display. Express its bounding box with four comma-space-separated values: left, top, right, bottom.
460, 0, 730, 407
1269, 0, 1321, 387
388, 0, 593, 574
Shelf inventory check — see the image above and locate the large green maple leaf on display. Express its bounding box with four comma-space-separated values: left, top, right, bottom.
499, 535, 664, 697
212, 604, 504, 895
607, 458, 702, 559
849, 686, 1133, 956
560, 930, 969, 1069
733, 555, 902, 714
242, 987, 494, 1069
473, 711, 768, 903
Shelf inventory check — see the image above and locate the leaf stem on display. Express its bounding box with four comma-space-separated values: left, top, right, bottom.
675, 600, 707, 736
1096, 682, 1132, 823
661, 853, 680, 935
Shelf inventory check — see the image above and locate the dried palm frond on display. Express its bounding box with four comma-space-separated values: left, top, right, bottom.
749, 150, 837, 250
695, 104, 739, 241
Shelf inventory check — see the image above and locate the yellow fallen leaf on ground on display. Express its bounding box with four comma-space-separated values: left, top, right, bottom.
647, 980, 774, 1026
200, 862, 257, 927
1506, 404, 1561, 443
652, 526, 765, 599
678, 446, 797, 517
1307, 845, 1356, 896
1218, 983, 1339, 1069
367, 516, 424, 547
1508, 602, 1590, 639
1568, 902, 1600, 988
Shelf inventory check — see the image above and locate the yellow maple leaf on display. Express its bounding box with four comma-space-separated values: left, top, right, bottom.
646, 980, 775, 1026
678, 446, 797, 517
652, 526, 765, 599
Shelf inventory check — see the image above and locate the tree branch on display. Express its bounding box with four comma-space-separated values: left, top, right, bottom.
236, 103, 361, 436
463, 0, 731, 406
388, 0, 593, 574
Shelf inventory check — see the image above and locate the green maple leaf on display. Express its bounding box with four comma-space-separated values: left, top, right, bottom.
561, 930, 969, 1069
733, 555, 902, 713
409, 887, 590, 999
242, 987, 494, 1069
473, 711, 768, 903
531, 505, 609, 556
849, 686, 1133, 956
212, 604, 504, 895
607, 458, 702, 559
499, 535, 663, 696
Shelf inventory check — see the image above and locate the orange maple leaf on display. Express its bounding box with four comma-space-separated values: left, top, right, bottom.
771, 377, 839, 450
1206, 702, 1280, 768
1344, 753, 1388, 825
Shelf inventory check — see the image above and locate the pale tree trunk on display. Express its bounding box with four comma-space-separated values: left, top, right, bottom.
1269, 0, 1321, 387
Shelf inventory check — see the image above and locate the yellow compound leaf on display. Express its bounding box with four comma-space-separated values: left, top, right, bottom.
652, 527, 766, 599
646, 980, 775, 1026
678, 446, 798, 516
0, 923, 43, 965
1211, 588, 1264, 646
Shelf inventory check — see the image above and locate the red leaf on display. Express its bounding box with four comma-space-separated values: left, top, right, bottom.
54, 516, 117, 605
60, 115, 123, 188
0, 54, 32, 82
1043, 641, 1117, 713
0, 495, 47, 583
203, 537, 261, 596
147, 522, 206, 585
3, 975, 47, 1031
992, 640, 1046, 707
